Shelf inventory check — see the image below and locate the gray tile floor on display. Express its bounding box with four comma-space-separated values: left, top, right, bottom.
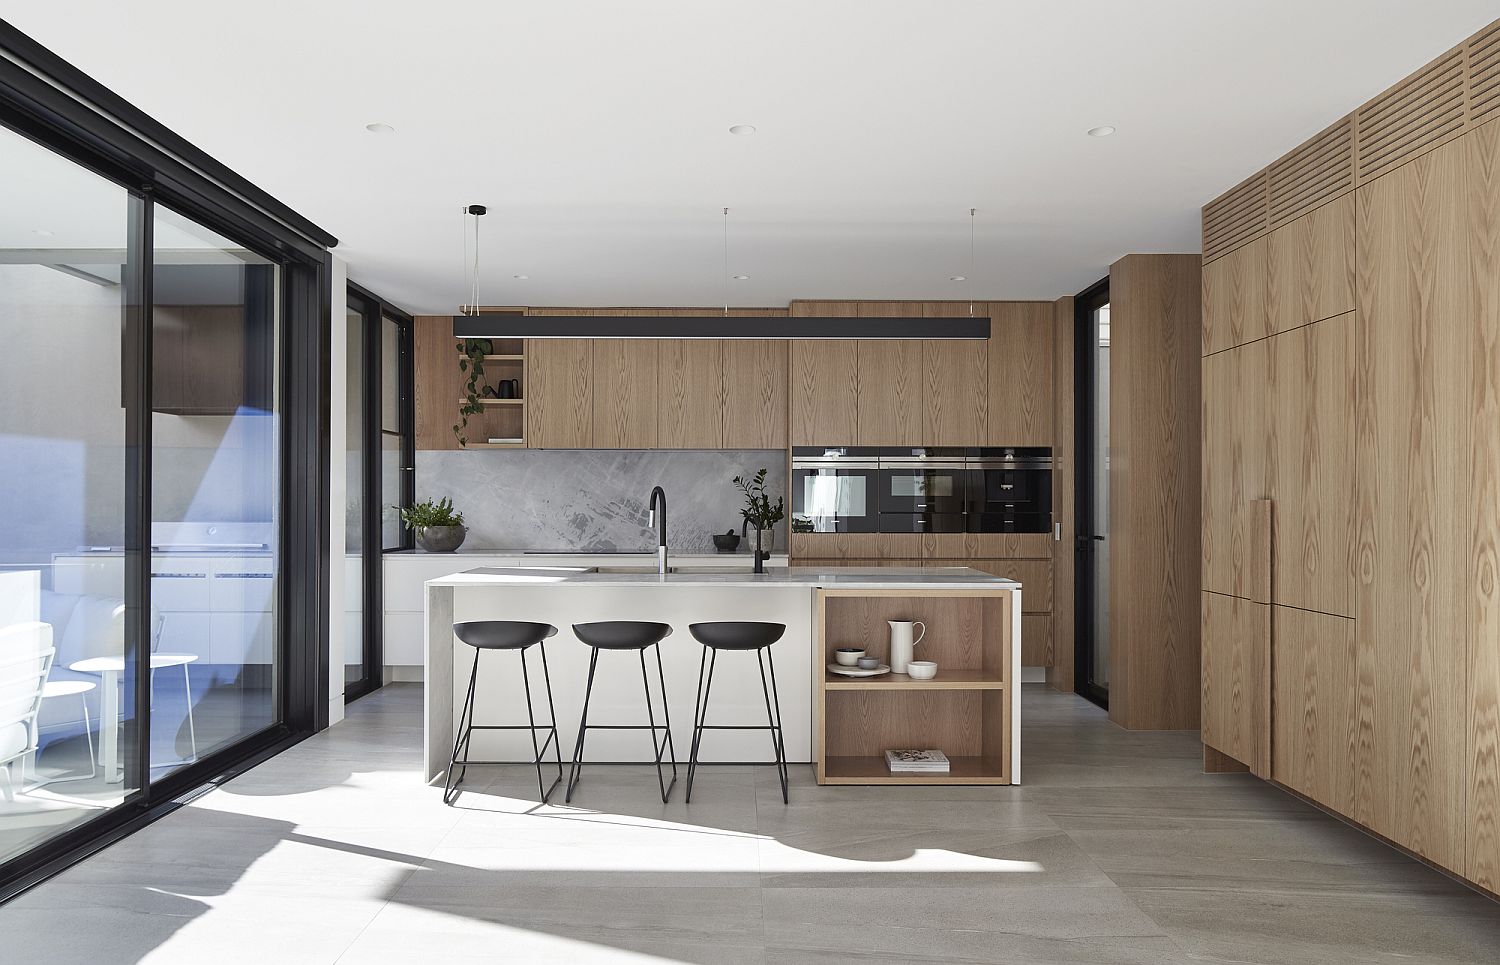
4, 683, 1498, 964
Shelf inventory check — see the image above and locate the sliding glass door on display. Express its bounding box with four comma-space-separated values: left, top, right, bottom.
1075, 279, 1111, 708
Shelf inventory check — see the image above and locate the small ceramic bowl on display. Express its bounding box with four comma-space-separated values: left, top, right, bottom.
906, 661, 938, 680
834, 647, 865, 667
856, 656, 880, 670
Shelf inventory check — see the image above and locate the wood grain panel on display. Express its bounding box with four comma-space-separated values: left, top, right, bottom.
1109, 254, 1203, 730
824, 689, 985, 758
919, 532, 1053, 560
591, 339, 659, 448
789, 533, 922, 560
926, 559, 1052, 613
1267, 313, 1356, 617
1202, 236, 1269, 355
722, 339, 788, 448
658, 339, 722, 448
1200, 591, 1269, 775
790, 339, 858, 446
923, 337, 987, 444
822, 594, 988, 670
1273, 605, 1358, 815
856, 340, 922, 445
1267, 193, 1356, 334
1466, 113, 1500, 891
1201, 338, 1270, 599
1354, 135, 1471, 867
524, 338, 592, 448
413, 315, 460, 450
986, 302, 1054, 446
1021, 613, 1052, 668
1049, 296, 1076, 693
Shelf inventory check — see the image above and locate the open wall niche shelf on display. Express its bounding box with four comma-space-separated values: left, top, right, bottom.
813, 587, 1017, 785
455, 335, 525, 447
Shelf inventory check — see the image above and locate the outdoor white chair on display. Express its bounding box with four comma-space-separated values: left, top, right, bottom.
0, 621, 54, 802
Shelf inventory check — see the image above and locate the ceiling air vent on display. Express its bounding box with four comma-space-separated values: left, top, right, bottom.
1469, 21, 1500, 125
1202, 171, 1267, 263
1355, 49, 1465, 183
1268, 117, 1353, 228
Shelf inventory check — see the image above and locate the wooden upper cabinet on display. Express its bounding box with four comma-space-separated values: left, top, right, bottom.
986, 303, 1054, 446
856, 340, 922, 445
414, 315, 461, 450
525, 338, 593, 448
791, 339, 858, 446
658, 339, 722, 448
1267, 193, 1355, 334
592, 339, 659, 448
722, 339, 788, 449
923, 337, 987, 444
1202, 236, 1269, 355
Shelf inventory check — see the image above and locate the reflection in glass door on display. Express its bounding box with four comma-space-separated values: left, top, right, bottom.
1075, 279, 1110, 708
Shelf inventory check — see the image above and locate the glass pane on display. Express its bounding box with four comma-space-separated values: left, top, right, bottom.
381, 434, 402, 549
345, 305, 365, 687
380, 316, 399, 434
0, 123, 141, 862
1091, 303, 1111, 689
150, 205, 279, 775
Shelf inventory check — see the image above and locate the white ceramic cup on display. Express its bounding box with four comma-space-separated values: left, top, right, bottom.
834, 647, 865, 667
906, 660, 938, 680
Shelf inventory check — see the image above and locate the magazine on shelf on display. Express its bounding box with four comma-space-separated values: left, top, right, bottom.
884, 749, 950, 772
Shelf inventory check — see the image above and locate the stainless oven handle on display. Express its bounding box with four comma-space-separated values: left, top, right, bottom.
879, 461, 970, 470
792, 461, 880, 470
969, 459, 1052, 469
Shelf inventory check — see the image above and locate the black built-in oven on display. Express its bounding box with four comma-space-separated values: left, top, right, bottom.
876, 448, 970, 533
966, 447, 1052, 533
791, 447, 882, 533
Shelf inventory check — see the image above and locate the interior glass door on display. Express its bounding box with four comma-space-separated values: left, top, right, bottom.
1075, 279, 1110, 708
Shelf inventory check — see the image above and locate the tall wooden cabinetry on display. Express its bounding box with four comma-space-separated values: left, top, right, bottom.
1198, 20, 1500, 891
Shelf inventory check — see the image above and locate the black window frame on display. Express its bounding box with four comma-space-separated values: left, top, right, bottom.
0, 20, 332, 902
1074, 276, 1110, 710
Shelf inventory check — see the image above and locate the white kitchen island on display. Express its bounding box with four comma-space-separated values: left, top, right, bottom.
423, 565, 1022, 787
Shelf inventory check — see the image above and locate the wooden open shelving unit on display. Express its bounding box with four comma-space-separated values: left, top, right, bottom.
813, 586, 1018, 785
455, 336, 526, 447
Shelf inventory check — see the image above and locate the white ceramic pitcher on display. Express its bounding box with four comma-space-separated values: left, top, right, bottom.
888, 620, 927, 674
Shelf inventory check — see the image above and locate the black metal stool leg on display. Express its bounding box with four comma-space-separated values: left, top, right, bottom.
538, 640, 565, 791
758, 646, 789, 804
686, 644, 709, 802
687, 647, 717, 803
639, 645, 677, 803
519, 647, 561, 804
444, 650, 481, 805
654, 642, 679, 781
566, 647, 600, 803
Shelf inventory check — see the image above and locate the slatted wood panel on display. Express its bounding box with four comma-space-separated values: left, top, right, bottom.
525, 338, 592, 448
1110, 254, 1203, 730
1355, 48, 1467, 184
1354, 135, 1471, 868
722, 339, 788, 448
1201, 591, 1269, 773
591, 339, 659, 448
1273, 605, 1359, 816
789, 338, 858, 446
1269, 117, 1354, 228
856, 340, 922, 445
1049, 297, 1076, 692
986, 302, 1055, 445
1267, 313, 1356, 617
413, 315, 460, 450
1466, 115, 1500, 891
658, 339, 722, 448
1202, 236, 1269, 355
1471, 21, 1500, 125
1203, 171, 1268, 263
1267, 193, 1356, 335
1201, 338, 1269, 599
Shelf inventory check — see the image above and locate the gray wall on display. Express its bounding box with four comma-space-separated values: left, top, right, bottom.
415, 449, 787, 554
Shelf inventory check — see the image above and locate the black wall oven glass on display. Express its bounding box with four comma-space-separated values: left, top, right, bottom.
790, 448, 880, 533
966, 448, 1053, 533
876, 450, 969, 532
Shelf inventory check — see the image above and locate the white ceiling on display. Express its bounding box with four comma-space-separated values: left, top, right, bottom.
6, 1, 1498, 312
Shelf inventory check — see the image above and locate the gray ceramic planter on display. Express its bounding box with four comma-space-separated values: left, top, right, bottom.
416, 525, 467, 553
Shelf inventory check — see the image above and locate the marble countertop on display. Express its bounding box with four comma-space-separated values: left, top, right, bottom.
426, 564, 1020, 590
388, 550, 788, 565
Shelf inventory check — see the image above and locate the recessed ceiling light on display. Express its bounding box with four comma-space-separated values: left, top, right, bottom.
1087, 125, 1116, 137
732, 274, 750, 280
728, 124, 757, 136
33, 228, 54, 237
512, 274, 528, 280
365, 122, 396, 134
949, 275, 967, 282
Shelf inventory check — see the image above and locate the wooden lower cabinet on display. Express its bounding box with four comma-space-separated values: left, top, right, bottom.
1272, 606, 1357, 814
1200, 591, 1270, 778
789, 533, 922, 560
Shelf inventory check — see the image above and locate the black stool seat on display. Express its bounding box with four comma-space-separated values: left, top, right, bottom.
688, 622, 785, 651
686, 621, 789, 804
454, 621, 557, 650
572, 621, 673, 650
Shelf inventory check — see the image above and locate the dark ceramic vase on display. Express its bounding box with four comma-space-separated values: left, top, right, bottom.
417, 525, 467, 553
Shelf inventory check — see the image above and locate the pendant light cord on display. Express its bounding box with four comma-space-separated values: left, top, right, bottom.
471, 210, 481, 315
968, 207, 976, 318
722, 207, 730, 317
460, 206, 470, 315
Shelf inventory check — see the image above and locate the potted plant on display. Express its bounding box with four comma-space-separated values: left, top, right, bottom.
400, 496, 468, 552
733, 468, 784, 559
452, 339, 489, 447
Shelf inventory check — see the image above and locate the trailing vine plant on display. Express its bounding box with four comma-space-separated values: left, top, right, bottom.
453, 339, 488, 446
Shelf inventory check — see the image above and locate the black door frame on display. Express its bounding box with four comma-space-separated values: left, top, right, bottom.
0, 21, 331, 902
1074, 277, 1110, 710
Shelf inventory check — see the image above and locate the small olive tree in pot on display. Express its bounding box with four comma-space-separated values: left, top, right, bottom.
733, 468, 784, 561
400, 496, 467, 552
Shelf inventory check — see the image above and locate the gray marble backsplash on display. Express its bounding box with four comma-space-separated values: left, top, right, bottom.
415, 450, 787, 554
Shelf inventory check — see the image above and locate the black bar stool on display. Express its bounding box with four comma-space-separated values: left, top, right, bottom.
685, 621, 788, 803
445, 620, 563, 805
567, 621, 678, 803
